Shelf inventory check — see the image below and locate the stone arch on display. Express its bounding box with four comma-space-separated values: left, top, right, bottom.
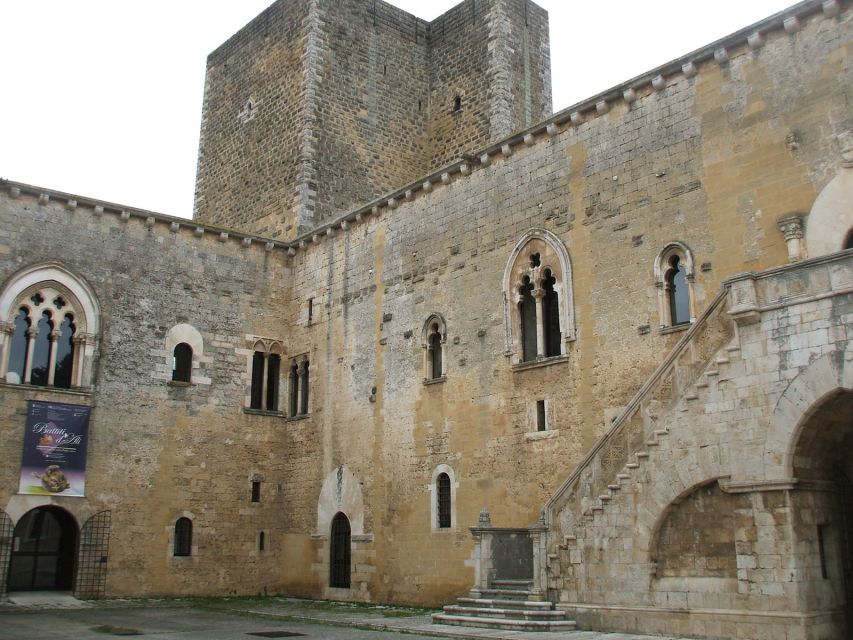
316, 465, 365, 536
502, 229, 576, 361
0, 262, 101, 387
763, 350, 853, 481
421, 313, 447, 381
428, 463, 458, 531
648, 479, 747, 584
805, 168, 853, 258
653, 241, 697, 327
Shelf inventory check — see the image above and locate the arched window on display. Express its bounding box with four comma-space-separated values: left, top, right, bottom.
422, 314, 447, 381
288, 356, 310, 417
430, 465, 457, 532
437, 473, 451, 528
330, 512, 351, 588
172, 343, 193, 383
173, 517, 192, 557
504, 230, 575, 364
654, 243, 696, 329
300, 360, 310, 415
0, 265, 99, 389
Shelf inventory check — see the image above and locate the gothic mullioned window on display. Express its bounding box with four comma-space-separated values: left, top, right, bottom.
248, 339, 283, 412
422, 313, 447, 382
503, 230, 575, 365
654, 243, 696, 330
0, 264, 99, 388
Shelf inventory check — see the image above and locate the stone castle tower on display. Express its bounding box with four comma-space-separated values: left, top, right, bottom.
193, 0, 552, 240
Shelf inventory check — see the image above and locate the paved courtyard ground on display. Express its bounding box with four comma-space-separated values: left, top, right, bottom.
0, 595, 691, 640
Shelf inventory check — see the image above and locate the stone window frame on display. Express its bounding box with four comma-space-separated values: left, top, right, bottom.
161, 324, 210, 386
503, 229, 576, 366
653, 242, 697, 332
245, 337, 284, 414
421, 313, 447, 383
0, 263, 100, 389
428, 464, 458, 533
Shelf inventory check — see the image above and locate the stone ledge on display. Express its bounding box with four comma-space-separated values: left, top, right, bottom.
511, 355, 568, 373
0, 382, 93, 397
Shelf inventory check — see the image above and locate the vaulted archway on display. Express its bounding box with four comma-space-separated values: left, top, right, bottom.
7, 506, 78, 592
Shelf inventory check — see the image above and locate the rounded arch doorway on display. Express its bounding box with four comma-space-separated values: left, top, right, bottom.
7, 506, 78, 591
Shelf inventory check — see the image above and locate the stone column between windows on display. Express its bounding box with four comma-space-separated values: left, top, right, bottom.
46, 329, 60, 386
261, 352, 270, 411
655, 281, 667, 328
0, 321, 14, 379
424, 342, 432, 381
532, 288, 546, 358
686, 273, 698, 323
71, 334, 87, 388
23, 326, 37, 384
297, 361, 306, 415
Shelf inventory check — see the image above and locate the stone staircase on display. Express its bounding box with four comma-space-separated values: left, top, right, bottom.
432, 579, 577, 631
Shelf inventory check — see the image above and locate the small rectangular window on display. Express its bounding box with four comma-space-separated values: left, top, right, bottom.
536, 400, 547, 431
259, 531, 265, 552
251, 481, 261, 503
817, 524, 829, 579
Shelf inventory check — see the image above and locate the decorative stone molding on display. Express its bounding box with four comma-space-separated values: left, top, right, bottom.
546, 123, 559, 137
623, 88, 636, 103
145, 216, 155, 227
651, 75, 665, 91
747, 32, 765, 50
595, 100, 609, 115
570, 111, 582, 125
218, 232, 228, 242
837, 129, 853, 168
714, 47, 729, 64
727, 276, 760, 325
501, 143, 512, 157
170, 222, 180, 233
479, 153, 491, 166
682, 62, 697, 78
777, 214, 805, 262
120, 210, 130, 222
823, 0, 840, 18
784, 16, 801, 33
524, 133, 535, 146
422, 181, 433, 192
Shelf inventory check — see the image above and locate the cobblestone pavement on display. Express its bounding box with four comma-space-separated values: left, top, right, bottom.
0, 595, 692, 640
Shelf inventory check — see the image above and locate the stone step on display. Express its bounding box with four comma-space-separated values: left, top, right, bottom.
654, 429, 669, 436
443, 605, 566, 619
635, 451, 649, 459
490, 579, 533, 589
457, 597, 553, 610
476, 588, 532, 600
432, 613, 577, 632
608, 483, 621, 490
625, 462, 639, 469
617, 473, 631, 480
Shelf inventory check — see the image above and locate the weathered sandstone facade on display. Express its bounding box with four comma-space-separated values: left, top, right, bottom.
1, 1, 852, 638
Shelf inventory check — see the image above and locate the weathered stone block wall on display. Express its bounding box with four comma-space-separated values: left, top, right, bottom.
194, 0, 310, 239
0, 191, 302, 598
309, 0, 431, 227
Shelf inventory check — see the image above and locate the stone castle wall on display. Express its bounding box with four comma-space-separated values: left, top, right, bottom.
0, 1, 850, 633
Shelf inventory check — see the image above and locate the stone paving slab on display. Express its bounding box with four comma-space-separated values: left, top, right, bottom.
0, 596, 693, 640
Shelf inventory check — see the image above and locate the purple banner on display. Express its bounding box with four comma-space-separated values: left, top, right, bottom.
18, 400, 90, 497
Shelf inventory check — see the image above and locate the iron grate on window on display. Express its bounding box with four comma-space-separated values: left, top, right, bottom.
0, 510, 13, 598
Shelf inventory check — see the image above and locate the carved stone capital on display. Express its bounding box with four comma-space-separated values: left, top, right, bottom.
777, 214, 804, 240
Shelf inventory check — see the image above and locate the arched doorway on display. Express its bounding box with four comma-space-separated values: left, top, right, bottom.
7, 507, 78, 591
330, 512, 350, 588
791, 389, 853, 632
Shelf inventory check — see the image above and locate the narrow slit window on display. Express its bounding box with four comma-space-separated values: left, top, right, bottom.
289, 362, 299, 417
266, 354, 280, 411
259, 531, 265, 552
817, 524, 829, 579
300, 361, 310, 415
536, 400, 547, 431
453, 95, 462, 111
437, 473, 451, 528
251, 481, 261, 503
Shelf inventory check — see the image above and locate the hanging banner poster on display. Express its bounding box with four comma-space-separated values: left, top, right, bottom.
18, 400, 91, 497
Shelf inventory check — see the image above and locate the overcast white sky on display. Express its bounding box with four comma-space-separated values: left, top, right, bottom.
0, 0, 795, 217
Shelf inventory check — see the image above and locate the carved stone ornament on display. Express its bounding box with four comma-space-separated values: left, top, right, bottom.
837, 130, 853, 168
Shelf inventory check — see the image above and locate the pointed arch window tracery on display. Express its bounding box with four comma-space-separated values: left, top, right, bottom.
503, 230, 575, 365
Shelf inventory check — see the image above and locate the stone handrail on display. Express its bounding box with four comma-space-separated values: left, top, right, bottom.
544, 285, 733, 539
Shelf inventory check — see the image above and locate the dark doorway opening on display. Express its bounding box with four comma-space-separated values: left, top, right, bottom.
791, 389, 853, 635
329, 512, 351, 588
8, 507, 78, 591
